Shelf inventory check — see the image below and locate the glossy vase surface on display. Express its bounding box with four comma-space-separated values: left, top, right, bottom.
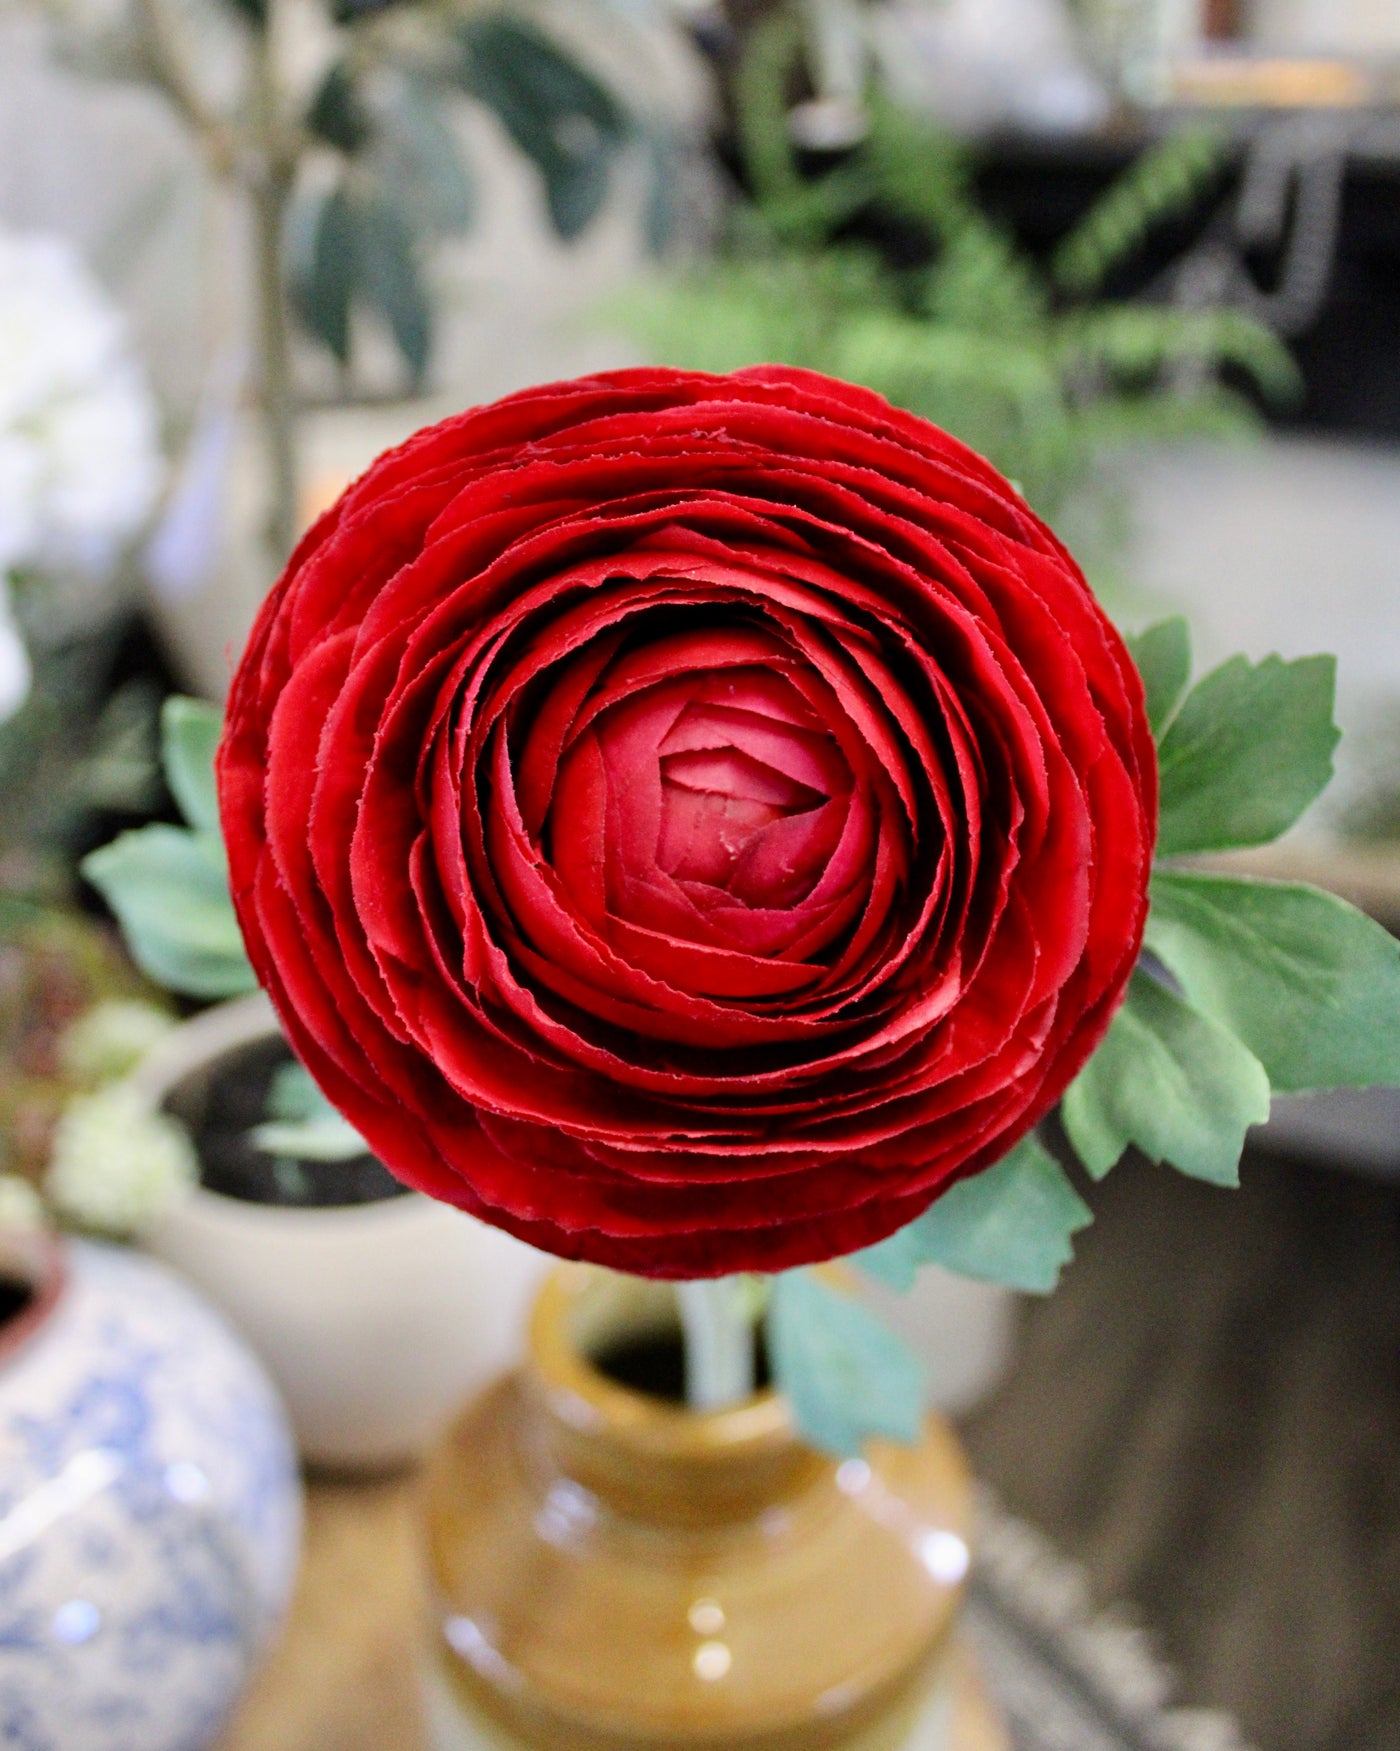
421, 1268, 1005, 1751
0, 1233, 301, 1751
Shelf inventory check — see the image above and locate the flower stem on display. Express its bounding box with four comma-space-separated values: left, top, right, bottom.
248, 16, 299, 564
676, 1278, 756, 1412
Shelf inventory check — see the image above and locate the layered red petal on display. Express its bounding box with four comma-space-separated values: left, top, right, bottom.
218, 366, 1155, 1277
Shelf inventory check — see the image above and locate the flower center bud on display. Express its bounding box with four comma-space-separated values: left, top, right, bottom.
657, 720, 836, 908
534, 626, 869, 976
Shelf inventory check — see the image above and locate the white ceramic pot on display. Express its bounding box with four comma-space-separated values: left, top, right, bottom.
864, 1266, 1017, 1418
0, 1231, 301, 1751
130, 994, 551, 1471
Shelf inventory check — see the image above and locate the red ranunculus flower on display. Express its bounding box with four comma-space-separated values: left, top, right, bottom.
219, 367, 1155, 1277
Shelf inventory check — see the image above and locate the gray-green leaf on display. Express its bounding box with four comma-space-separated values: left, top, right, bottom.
1146, 873, 1400, 1092
306, 61, 371, 155
255, 1062, 367, 1160
1124, 617, 1191, 741
354, 192, 431, 384
250, 1114, 366, 1162
855, 1134, 1092, 1296
81, 826, 255, 1000
767, 1271, 926, 1457
160, 695, 222, 837
218, 0, 265, 29
1061, 970, 1270, 1185
1156, 652, 1339, 855
291, 186, 356, 366
459, 17, 627, 243
377, 79, 476, 238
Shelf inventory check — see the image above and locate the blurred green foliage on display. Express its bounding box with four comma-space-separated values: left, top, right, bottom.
619, 15, 1299, 532
285, 11, 652, 388
81, 697, 255, 1001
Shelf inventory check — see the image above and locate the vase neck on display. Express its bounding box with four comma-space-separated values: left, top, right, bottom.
524, 1269, 825, 1528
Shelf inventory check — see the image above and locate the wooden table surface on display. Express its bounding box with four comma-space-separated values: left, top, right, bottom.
218, 1472, 430, 1751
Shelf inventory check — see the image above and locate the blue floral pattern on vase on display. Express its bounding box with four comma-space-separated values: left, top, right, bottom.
0, 1240, 301, 1751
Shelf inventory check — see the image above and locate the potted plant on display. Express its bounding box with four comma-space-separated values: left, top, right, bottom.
199, 363, 1400, 1745
604, 34, 1313, 1418
83, 696, 550, 1469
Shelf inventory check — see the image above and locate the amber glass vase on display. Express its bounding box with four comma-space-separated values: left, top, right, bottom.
420, 1268, 1005, 1751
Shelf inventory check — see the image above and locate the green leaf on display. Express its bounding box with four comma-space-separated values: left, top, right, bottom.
855, 1134, 1092, 1296
1052, 128, 1225, 297
1057, 306, 1300, 407
459, 17, 627, 242
265, 1060, 317, 1121
259, 1062, 368, 1159
76, 680, 163, 816
731, 13, 805, 215
1062, 970, 1270, 1185
218, 0, 266, 30
861, 92, 977, 242
377, 79, 476, 237
330, 0, 397, 23
1146, 873, 1400, 1092
1156, 653, 1340, 855
545, 148, 613, 243
81, 827, 256, 1001
354, 192, 431, 384
1125, 618, 1191, 740
767, 1271, 926, 1457
291, 186, 356, 367
160, 695, 222, 836
641, 129, 681, 257
306, 62, 372, 155
250, 1113, 366, 1162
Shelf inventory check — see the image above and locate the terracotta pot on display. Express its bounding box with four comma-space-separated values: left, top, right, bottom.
421, 1268, 1006, 1751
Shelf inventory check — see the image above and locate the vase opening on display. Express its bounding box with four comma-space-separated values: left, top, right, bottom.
592, 1312, 772, 1404
0, 1229, 65, 1368
0, 1274, 32, 1327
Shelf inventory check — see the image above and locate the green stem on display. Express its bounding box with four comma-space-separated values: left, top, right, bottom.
248, 19, 299, 565
676, 1278, 756, 1412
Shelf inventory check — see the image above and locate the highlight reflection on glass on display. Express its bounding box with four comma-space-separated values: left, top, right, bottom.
51, 1599, 101, 1646
693, 1640, 733, 1682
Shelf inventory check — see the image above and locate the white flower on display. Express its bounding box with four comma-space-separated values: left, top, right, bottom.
0, 230, 163, 581
46, 1085, 197, 1238
59, 999, 177, 1087
0, 1174, 49, 1234
0, 576, 31, 724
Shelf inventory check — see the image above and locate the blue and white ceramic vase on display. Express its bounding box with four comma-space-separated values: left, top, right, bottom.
0, 1231, 302, 1751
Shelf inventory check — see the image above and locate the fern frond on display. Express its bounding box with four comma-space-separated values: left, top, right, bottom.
836, 318, 1061, 413
1052, 129, 1227, 298
1074, 385, 1262, 452
860, 93, 978, 242
606, 249, 895, 378
734, 13, 805, 212
1056, 305, 1302, 403
923, 223, 1048, 336
734, 14, 870, 244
